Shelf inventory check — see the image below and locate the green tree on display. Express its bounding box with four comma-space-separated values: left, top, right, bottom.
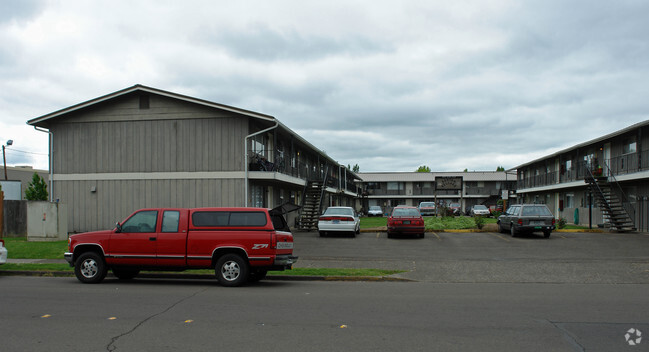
352, 164, 360, 173
496, 166, 505, 171
463, 168, 468, 172
416, 165, 431, 172
25, 173, 48, 201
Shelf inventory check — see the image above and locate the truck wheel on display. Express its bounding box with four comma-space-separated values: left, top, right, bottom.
543, 231, 551, 239
215, 254, 249, 287
112, 268, 140, 280
74, 252, 107, 284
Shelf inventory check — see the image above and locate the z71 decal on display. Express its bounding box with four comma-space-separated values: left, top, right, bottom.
253, 244, 269, 250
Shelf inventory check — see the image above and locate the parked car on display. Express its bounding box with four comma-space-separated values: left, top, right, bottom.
470, 204, 491, 217
367, 206, 384, 217
387, 206, 425, 238
318, 206, 360, 237
448, 203, 461, 216
0, 239, 7, 265
418, 202, 436, 216
497, 204, 555, 238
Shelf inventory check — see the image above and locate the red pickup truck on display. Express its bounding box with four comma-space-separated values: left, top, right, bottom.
65, 207, 298, 286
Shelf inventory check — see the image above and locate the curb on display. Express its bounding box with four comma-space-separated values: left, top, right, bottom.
0, 270, 413, 282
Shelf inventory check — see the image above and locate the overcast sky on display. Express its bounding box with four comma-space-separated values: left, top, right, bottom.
1, 0, 647, 172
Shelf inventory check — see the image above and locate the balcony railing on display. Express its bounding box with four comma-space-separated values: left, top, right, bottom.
518, 149, 649, 189
248, 151, 359, 194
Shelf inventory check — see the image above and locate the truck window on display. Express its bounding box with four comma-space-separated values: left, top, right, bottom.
192, 211, 267, 227
122, 210, 158, 233
161, 211, 180, 232
229, 212, 267, 226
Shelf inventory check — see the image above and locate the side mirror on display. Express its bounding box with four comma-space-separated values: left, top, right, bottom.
115, 222, 122, 233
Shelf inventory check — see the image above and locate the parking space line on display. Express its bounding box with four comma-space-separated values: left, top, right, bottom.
489, 232, 510, 242
432, 233, 441, 240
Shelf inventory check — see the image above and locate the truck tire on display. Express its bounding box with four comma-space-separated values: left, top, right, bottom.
543, 231, 551, 238
74, 252, 107, 284
112, 268, 140, 280
215, 254, 249, 287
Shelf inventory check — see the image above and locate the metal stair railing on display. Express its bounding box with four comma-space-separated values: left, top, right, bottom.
603, 162, 636, 227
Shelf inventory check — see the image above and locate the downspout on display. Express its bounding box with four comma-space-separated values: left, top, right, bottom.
244, 119, 279, 207
34, 126, 53, 202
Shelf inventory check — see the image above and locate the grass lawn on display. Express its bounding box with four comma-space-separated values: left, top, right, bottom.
2, 238, 68, 259
360, 216, 495, 230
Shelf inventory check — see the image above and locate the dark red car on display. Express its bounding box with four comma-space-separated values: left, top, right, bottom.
387, 206, 425, 238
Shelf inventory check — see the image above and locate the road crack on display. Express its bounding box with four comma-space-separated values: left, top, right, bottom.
106, 288, 207, 351
548, 321, 586, 352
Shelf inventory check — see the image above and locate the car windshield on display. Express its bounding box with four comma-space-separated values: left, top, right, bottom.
450, 203, 460, 207
419, 202, 435, 208
369, 206, 381, 211
521, 206, 553, 216
474, 205, 488, 210
393, 208, 420, 217
324, 208, 354, 216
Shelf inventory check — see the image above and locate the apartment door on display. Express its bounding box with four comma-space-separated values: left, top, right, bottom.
603, 143, 611, 176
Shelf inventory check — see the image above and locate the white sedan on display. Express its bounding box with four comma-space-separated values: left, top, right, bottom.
470, 204, 491, 217
318, 207, 360, 237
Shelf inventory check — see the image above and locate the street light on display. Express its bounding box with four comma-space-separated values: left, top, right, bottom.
2, 140, 13, 180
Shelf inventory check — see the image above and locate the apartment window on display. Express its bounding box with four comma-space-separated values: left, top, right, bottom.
565, 193, 574, 208
387, 182, 404, 191
623, 140, 637, 154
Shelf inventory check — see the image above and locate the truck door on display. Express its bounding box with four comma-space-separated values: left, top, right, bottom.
109, 210, 158, 265
156, 209, 188, 266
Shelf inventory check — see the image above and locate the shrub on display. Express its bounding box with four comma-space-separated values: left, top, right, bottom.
474, 215, 485, 230
557, 217, 567, 229
491, 210, 502, 218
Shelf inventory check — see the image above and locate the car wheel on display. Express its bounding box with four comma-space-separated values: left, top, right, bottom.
350, 231, 356, 238
215, 254, 249, 287
387, 232, 393, 239
543, 231, 551, 239
112, 268, 140, 280
74, 252, 108, 284
420, 233, 425, 239
510, 224, 518, 238
319, 231, 326, 237
248, 269, 268, 283
497, 222, 505, 233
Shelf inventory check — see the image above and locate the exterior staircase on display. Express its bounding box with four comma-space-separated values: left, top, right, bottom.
297, 180, 325, 231
585, 168, 635, 232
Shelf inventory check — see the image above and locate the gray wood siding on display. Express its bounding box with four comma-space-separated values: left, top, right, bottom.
57, 178, 244, 232
51, 94, 248, 174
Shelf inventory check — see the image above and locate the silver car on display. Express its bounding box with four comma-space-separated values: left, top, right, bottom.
497, 204, 555, 238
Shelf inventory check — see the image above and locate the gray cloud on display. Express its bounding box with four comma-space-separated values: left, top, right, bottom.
1, 0, 648, 172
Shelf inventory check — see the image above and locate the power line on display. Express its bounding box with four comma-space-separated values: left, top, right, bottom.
5, 148, 48, 156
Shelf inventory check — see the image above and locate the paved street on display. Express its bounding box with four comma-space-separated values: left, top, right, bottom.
2, 230, 649, 351
293, 230, 649, 284
1, 276, 648, 352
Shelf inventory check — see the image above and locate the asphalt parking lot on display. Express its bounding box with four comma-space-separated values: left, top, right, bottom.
292, 230, 649, 284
